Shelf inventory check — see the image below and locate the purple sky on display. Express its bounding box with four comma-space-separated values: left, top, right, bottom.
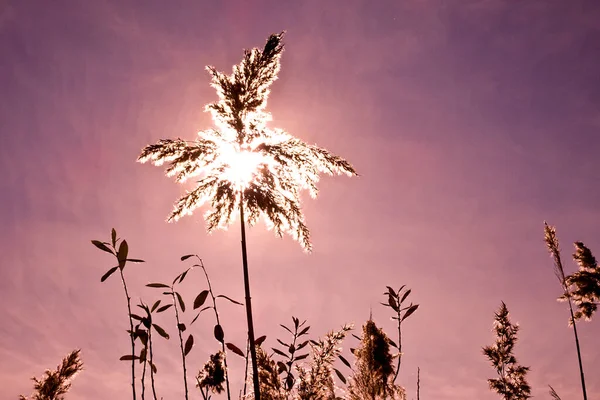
1, 0, 600, 399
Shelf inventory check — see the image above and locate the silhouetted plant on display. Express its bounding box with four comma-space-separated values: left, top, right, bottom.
416, 367, 420, 400
256, 347, 286, 400
20, 349, 83, 400
482, 302, 531, 400
272, 316, 311, 394
126, 300, 170, 400
138, 32, 357, 400
346, 319, 406, 400
92, 229, 144, 400
295, 324, 352, 400
380, 286, 419, 384
563, 242, 600, 322
197, 351, 226, 400
549, 385, 562, 400
544, 222, 588, 400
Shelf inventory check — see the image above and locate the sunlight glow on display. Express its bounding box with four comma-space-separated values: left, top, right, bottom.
218, 147, 270, 189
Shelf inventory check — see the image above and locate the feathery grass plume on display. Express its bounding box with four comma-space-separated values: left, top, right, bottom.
253, 347, 286, 400
543, 222, 588, 400
482, 302, 531, 400
347, 319, 406, 400
20, 349, 83, 400
295, 324, 352, 400
91, 229, 145, 400
138, 33, 357, 400
564, 242, 600, 321
549, 385, 562, 400
197, 351, 226, 400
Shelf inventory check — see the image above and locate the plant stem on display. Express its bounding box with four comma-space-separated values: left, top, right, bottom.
392, 298, 402, 384
171, 290, 189, 400
200, 260, 232, 400
149, 329, 158, 400
416, 367, 420, 400
141, 345, 147, 400
568, 300, 587, 400
243, 337, 250, 399
239, 195, 261, 400
120, 269, 137, 400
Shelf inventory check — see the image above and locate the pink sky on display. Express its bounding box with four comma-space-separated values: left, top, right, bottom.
1, 0, 599, 399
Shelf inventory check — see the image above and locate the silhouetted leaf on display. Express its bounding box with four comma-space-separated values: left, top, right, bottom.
276, 339, 288, 347
289, 344, 295, 353
296, 341, 309, 351
126, 258, 145, 263
156, 304, 173, 313
151, 300, 161, 313
151, 362, 157, 374
286, 374, 294, 390
388, 338, 398, 348
178, 270, 189, 283
193, 290, 209, 309
295, 353, 309, 361
131, 314, 143, 321
181, 254, 194, 261
226, 342, 245, 357
178, 323, 186, 332
280, 324, 293, 334
142, 318, 151, 329
172, 274, 182, 285
214, 324, 224, 343
309, 340, 319, 346
350, 348, 356, 355
101, 266, 118, 282
400, 289, 412, 304
388, 294, 398, 311
184, 335, 194, 356
254, 335, 267, 346
117, 240, 128, 269
298, 326, 310, 336
146, 283, 170, 288
334, 368, 346, 384
272, 348, 287, 357
216, 295, 243, 305
338, 355, 351, 369
137, 330, 148, 347
120, 355, 139, 361
139, 347, 147, 363
176, 292, 186, 312
352, 334, 361, 341
402, 304, 419, 321
277, 361, 287, 374
385, 286, 396, 296
293, 316, 299, 329
92, 240, 114, 255
153, 324, 169, 339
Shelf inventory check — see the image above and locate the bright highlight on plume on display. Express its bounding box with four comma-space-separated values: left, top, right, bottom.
138, 33, 357, 251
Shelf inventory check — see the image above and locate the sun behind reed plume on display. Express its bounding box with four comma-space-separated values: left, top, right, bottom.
138, 32, 357, 400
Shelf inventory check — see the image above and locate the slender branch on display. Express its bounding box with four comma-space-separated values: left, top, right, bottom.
416, 367, 420, 400
141, 343, 147, 400
171, 289, 190, 400
243, 337, 250, 399
199, 259, 232, 400
120, 269, 137, 400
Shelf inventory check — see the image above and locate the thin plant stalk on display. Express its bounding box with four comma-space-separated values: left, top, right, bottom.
544, 223, 587, 400
243, 337, 250, 399
171, 289, 190, 400
140, 342, 148, 400
239, 196, 260, 400
120, 269, 137, 400
416, 367, 420, 400
199, 258, 232, 400
149, 328, 158, 400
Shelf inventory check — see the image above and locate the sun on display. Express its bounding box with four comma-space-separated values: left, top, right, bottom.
216, 145, 271, 189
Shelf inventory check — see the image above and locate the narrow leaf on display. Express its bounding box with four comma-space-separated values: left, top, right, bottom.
156, 304, 173, 313
151, 362, 157, 374
280, 324, 293, 334
226, 342, 245, 357
126, 258, 145, 263
178, 323, 186, 332
101, 266, 118, 282
334, 368, 346, 384
254, 335, 267, 346
120, 355, 139, 361
193, 290, 209, 309
146, 283, 170, 288
184, 335, 194, 356
176, 292, 186, 312
181, 254, 194, 261
111, 228, 117, 247
92, 240, 114, 255
295, 353, 309, 361
400, 289, 412, 304
338, 355, 351, 369
214, 324, 224, 343
402, 304, 419, 321
272, 348, 287, 357
117, 240, 128, 269
178, 270, 189, 283
153, 324, 169, 339
216, 294, 243, 305
298, 326, 310, 336
151, 300, 161, 313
